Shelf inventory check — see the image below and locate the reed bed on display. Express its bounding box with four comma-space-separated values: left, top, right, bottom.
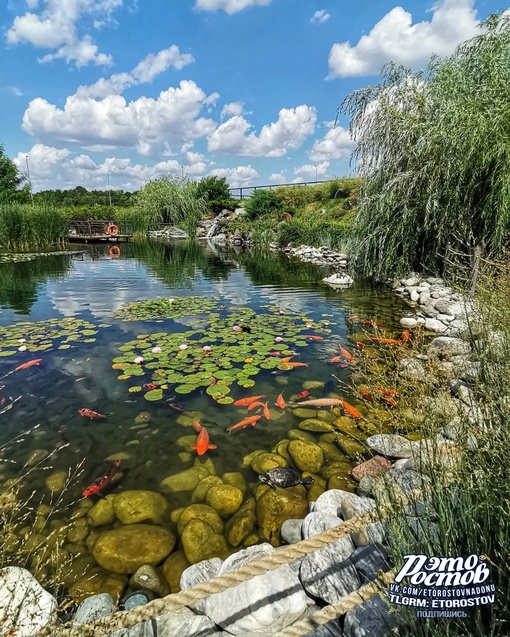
0, 203, 68, 250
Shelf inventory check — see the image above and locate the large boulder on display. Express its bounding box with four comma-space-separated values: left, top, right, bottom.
0, 567, 57, 637
113, 490, 169, 525
93, 525, 175, 574
288, 440, 324, 473
256, 485, 308, 546
180, 519, 229, 564
204, 544, 309, 635
180, 558, 223, 615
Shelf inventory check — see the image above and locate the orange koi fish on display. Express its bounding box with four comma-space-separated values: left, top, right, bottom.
83, 460, 121, 498
78, 408, 107, 419
381, 395, 398, 407
233, 395, 266, 407
247, 401, 266, 411
262, 402, 271, 420
401, 330, 411, 343
342, 400, 362, 419
297, 390, 310, 400
275, 393, 286, 409
355, 341, 368, 348
282, 362, 308, 368
360, 319, 385, 328
359, 389, 374, 401
347, 315, 358, 324
192, 427, 217, 455
303, 335, 324, 341
192, 420, 203, 432
339, 346, 353, 361
143, 383, 157, 391
370, 337, 400, 345
280, 357, 295, 364
209, 376, 217, 386
330, 356, 342, 364
2, 358, 43, 379
227, 415, 261, 433
374, 387, 400, 397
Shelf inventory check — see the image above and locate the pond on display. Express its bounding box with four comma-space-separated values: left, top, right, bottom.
0, 240, 409, 602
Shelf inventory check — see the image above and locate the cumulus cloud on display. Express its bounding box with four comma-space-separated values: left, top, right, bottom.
208, 165, 258, 187
268, 171, 287, 184
22, 80, 218, 157
311, 10, 330, 24
221, 102, 243, 119
208, 105, 316, 157
328, 0, 479, 78
309, 126, 355, 162
195, 0, 272, 15
293, 161, 330, 180
76, 46, 194, 99
6, 0, 124, 67
13, 143, 211, 191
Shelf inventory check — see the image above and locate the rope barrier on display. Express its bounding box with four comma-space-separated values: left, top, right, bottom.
38, 490, 421, 637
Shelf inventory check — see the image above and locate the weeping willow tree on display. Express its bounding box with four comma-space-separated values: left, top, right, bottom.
135, 175, 207, 239
341, 12, 510, 280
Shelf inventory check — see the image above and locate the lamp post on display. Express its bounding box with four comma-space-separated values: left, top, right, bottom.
313, 164, 318, 182
26, 155, 33, 201
107, 170, 112, 207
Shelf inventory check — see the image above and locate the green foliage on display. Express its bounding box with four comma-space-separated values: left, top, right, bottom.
195, 176, 230, 203
273, 179, 361, 208
342, 12, 510, 280
276, 210, 356, 251
244, 189, 282, 220
208, 198, 239, 215
34, 186, 135, 207
0, 203, 68, 249
0, 144, 25, 199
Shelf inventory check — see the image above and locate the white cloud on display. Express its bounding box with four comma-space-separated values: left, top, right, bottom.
6, 0, 124, 67
208, 165, 258, 187
221, 102, 243, 119
195, 0, 271, 15
268, 171, 287, 184
309, 126, 355, 162
311, 10, 330, 24
293, 161, 330, 180
13, 143, 211, 191
22, 80, 218, 157
7, 85, 23, 97
208, 105, 317, 157
328, 0, 479, 78
76, 46, 195, 99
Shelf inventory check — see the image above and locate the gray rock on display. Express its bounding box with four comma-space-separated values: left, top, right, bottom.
357, 476, 374, 497
281, 519, 304, 544
383, 467, 426, 494
399, 317, 417, 328
0, 567, 57, 637
296, 607, 344, 636
418, 290, 431, 305
366, 434, 414, 459
341, 501, 386, 546
428, 336, 471, 358
313, 490, 372, 518
437, 313, 454, 323
156, 610, 222, 637
344, 594, 396, 637
110, 622, 155, 637
299, 515, 359, 605
448, 378, 467, 396
404, 277, 420, 286
434, 299, 454, 314
350, 545, 390, 584
323, 273, 354, 288
421, 304, 439, 317
74, 593, 114, 625
408, 518, 442, 544
205, 543, 308, 635
398, 358, 426, 380
302, 512, 342, 540
211, 233, 227, 244
130, 565, 170, 598
425, 318, 448, 333
180, 558, 223, 615
459, 361, 481, 381
410, 290, 420, 302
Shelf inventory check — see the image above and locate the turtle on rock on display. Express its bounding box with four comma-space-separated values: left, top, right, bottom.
258, 467, 314, 491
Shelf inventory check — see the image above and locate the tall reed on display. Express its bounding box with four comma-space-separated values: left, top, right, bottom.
0, 203, 68, 250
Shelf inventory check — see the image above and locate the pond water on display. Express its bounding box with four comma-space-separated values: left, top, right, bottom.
0, 240, 409, 601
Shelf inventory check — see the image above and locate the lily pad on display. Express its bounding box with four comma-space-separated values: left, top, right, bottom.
144, 389, 164, 401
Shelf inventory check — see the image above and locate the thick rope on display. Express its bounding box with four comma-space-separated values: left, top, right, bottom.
276, 570, 396, 637
38, 490, 420, 637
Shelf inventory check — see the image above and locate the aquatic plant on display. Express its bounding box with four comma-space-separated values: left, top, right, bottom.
0, 317, 101, 356
341, 12, 510, 280
0, 203, 69, 250
112, 299, 334, 402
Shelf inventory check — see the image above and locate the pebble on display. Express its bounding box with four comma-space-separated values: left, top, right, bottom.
74, 593, 114, 625
425, 318, 448, 333
366, 434, 414, 459
280, 519, 303, 545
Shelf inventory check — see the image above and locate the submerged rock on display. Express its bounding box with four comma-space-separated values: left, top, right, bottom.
225, 508, 257, 547
162, 551, 190, 594
113, 490, 169, 525
288, 440, 324, 473
251, 452, 287, 474
160, 466, 210, 493
177, 504, 224, 536
93, 525, 176, 574
87, 497, 116, 527
68, 570, 127, 604
256, 485, 308, 546
205, 544, 309, 635
130, 564, 170, 598
181, 519, 229, 564
206, 484, 244, 518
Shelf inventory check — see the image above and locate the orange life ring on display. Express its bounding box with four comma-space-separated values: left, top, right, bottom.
106, 224, 119, 237
109, 245, 121, 258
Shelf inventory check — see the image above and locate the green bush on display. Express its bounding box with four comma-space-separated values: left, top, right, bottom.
195, 176, 230, 203
244, 189, 282, 221
276, 212, 354, 250
208, 198, 239, 215
274, 185, 319, 208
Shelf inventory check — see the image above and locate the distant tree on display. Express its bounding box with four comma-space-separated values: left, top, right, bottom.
0, 144, 25, 199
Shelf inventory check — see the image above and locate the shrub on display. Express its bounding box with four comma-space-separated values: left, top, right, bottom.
195, 176, 230, 203
274, 185, 318, 208
244, 189, 282, 220
208, 198, 239, 215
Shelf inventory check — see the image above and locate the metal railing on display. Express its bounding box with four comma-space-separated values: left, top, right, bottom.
228, 179, 330, 200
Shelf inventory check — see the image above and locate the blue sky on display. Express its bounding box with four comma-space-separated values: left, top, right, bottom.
0, 0, 504, 191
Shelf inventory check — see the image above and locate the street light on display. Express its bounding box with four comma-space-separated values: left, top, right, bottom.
107, 170, 112, 207
313, 164, 318, 182
26, 155, 33, 201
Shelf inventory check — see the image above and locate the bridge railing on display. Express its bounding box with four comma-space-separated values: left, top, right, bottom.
228, 179, 330, 200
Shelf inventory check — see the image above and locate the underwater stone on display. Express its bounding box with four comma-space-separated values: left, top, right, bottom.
298, 419, 334, 433
177, 504, 224, 536
45, 471, 68, 493
160, 466, 210, 493
87, 498, 116, 527
222, 472, 247, 494
288, 440, 324, 473
292, 408, 318, 419
256, 485, 308, 546
225, 509, 257, 547
251, 452, 287, 474
162, 551, 190, 594
206, 484, 244, 518
113, 491, 169, 525
130, 565, 170, 598
191, 476, 223, 503
302, 380, 325, 390
93, 525, 176, 574
288, 429, 317, 443
69, 570, 127, 604
181, 519, 229, 565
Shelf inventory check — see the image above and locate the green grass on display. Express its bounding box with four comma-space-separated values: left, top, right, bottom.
0, 203, 69, 250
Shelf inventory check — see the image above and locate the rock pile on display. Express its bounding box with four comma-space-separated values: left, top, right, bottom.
276, 245, 350, 269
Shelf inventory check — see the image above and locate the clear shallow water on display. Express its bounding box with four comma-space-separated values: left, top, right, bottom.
0, 240, 408, 594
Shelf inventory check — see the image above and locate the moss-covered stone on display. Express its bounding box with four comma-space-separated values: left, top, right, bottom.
240, 449, 266, 469
225, 509, 257, 547
45, 471, 67, 493
298, 419, 334, 433
256, 485, 308, 546
93, 524, 176, 574
333, 417, 360, 436
160, 466, 210, 493
176, 435, 197, 451
130, 565, 170, 597
181, 519, 229, 564
328, 474, 358, 492
334, 435, 366, 459
206, 485, 244, 518
291, 408, 317, 419
222, 472, 247, 494
251, 452, 287, 475
178, 452, 192, 463
287, 429, 317, 443
61, 555, 97, 587
271, 440, 292, 463
162, 550, 190, 593
321, 461, 353, 480
316, 409, 336, 422
113, 490, 169, 525
69, 569, 127, 603
87, 497, 116, 527
318, 441, 347, 463
170, 508, 184, 524
191, 476, 223, 503
302, 380, 325, 390
66, 518, 89, 543
243, 532, 260, 547
177, 504, 224, 536
288, 440, 324, 473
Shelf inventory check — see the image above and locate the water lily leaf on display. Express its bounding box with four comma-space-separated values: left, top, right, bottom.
278, 364, 294, 371
217, 397, 234, 405
206, 385, 228, 396
175, 384, 197, 394
144, 389, 164, 401
129, 386, 142, 393
0, 350, 15, 357
117, 374, 131, 380
241, 379, 256, 388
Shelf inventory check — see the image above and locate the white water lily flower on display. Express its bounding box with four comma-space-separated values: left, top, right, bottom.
18, 346, 27, 352
134, 356, 144, 364
152, 347, 162, 354
18, 338, 26, 343
179, 344, 188, 351
168, 298, 175, 303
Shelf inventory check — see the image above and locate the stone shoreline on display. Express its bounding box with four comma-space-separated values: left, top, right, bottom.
0, 255, 482, 637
